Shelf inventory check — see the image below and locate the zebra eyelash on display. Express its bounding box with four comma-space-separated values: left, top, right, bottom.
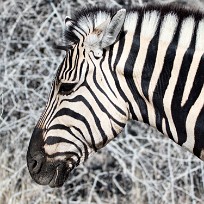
53, 43, 74, 52
58, 83, 77, 95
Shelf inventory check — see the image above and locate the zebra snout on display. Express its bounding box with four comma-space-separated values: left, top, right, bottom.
27, 150, 57, 186
27, 127, 70, 187
27, 127, 46, 173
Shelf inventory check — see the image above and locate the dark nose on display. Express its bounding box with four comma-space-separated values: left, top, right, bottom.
27, 127, 68, 187
27, 127, 46, 175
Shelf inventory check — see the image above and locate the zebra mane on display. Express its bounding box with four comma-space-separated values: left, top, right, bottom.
61, 4, 204, 50
62, 7, 115, 48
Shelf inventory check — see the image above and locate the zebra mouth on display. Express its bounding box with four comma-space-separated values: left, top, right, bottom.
48, 163, 70, 188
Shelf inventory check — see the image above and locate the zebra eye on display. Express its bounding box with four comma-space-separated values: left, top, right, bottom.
59, 83, 76, 95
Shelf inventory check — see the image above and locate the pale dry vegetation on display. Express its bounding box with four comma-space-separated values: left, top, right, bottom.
1, 0, 204, 203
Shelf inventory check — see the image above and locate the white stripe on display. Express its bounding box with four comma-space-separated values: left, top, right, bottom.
133, 11, 160, 124
116, 13, 143, 121
111, 39, 119, 69
43, 89, 59, 130
163, 17, 195, 143
48, 100, 104, 146
69, 50, 84, 81
148, 14, 178, 127
181, 19, 204, 106
88, 65, 128, 133
182, 84, 204, 152
140, 11, 160, 39
124, 12, 139, 32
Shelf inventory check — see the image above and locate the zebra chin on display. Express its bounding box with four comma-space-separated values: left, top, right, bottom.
27, 128, 70, 188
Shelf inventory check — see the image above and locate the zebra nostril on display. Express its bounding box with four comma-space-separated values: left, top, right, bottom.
32, 159, 38, 169
32, 159, 41, 174
28, 152, 45, 174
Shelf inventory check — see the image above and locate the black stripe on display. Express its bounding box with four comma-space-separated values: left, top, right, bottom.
194, 106, 204, 158
61, 90, 125, 128
152, 17, 182, 139
110, 37, 136, 119
91, 59, 127, 117
79, 59, 85, 80
40, 93, 58, 129
47, 84, 56, 111
184, 55, 204, 109
171, 23, 197, 146
45, 136, 83, 156
124, 15, 149, 124
61, 95, 109, 147
48, 124, 89, 160
64, 49, 74, 79
142, 19, 161, 101
64, 49, 74, 80
113, 31, 125, 73
45, 101, 58, 129
72, 49, 80, 81
77, 64, 124, 127
48, 151, 81, 166
85, 85, 126, 128
70, 47, 80, 80
57, 56, 66, 82
100, 50, 117, 98
53, 108, 97, 151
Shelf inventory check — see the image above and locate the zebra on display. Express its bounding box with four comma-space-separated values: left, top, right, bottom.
27, 4, 204, 187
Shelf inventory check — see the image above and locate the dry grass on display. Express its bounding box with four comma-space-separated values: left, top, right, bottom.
1, 0, 204, 203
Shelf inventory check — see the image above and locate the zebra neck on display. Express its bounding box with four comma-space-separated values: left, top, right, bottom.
114, 8, 204, 160
115, 10, 201, 131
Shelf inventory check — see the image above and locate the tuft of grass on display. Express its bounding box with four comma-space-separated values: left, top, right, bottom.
1, 0, 204, 203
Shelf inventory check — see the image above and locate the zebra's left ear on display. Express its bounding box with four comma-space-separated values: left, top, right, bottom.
85, 9, 126, 58
101, 9, 126, 48
84, 19, 110, 58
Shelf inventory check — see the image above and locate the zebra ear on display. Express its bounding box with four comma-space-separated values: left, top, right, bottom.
101, 9, 126, 48
93, 19, 110, 41
84, 19, 110, 58
65, 16, 75, 27
84, 9, 126, 58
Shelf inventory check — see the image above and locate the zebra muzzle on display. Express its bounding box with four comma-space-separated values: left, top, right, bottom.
27, 128, 55, 186
27, 150, 65, 186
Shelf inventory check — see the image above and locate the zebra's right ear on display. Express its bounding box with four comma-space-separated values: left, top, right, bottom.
65, 16, 73, 26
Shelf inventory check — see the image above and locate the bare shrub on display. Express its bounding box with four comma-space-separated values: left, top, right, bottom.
1, 0, 204, 203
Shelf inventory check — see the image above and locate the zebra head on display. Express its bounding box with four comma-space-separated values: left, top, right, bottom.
27, 8, 129, 187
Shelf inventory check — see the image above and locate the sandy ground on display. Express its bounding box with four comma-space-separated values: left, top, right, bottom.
1, 0, 204, 203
